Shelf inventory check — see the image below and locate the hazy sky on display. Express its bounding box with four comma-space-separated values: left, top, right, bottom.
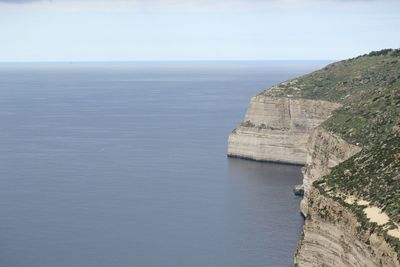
0, 0, 399, 61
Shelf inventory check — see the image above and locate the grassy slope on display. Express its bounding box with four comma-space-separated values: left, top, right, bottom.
264, 49, 400, 255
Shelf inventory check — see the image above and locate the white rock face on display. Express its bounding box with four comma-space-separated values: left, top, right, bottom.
227, 95, 340, 165
300, 127, 362, 216
228, 91, 400, 266
296, 127, 399, 267
295, 189, 400, 267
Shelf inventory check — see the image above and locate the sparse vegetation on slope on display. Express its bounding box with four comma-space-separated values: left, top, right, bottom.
264, 49, 400, 103
265, 48, 400, 257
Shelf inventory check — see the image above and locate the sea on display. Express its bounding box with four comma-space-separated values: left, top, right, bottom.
0, 61, 329, 267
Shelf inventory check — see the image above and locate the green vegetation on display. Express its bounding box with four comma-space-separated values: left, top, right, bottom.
265, 49, 400, 103
240, 120, 284, 131
240, 120, 255, 128
267, 48, 400, 257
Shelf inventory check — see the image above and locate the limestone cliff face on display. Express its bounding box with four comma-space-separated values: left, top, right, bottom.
295, 188, 400, 267
227, 95, 340, 165
296, 127, 399, 267
300, 127, 361, 216
229, 51, 400, 266
228, 93, 400, 267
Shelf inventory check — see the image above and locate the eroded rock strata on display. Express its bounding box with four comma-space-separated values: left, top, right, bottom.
297, 126, 399, 266
300, 127, 362, 216
227, 95, 339, 165
228, 49, 400, 266
295, 188, 400, 267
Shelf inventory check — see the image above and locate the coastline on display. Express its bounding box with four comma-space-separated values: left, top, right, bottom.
228, 49, 400, 266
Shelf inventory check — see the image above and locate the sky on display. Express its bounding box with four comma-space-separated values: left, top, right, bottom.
0, 0, 399, 61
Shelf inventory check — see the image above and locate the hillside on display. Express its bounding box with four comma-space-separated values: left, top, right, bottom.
265, 48, 400, 260
229, 49, 400, 265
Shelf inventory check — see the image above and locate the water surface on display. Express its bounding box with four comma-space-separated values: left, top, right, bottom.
0, 61, 329, 267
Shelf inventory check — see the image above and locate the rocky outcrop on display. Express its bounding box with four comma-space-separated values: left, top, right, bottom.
227, 92, 399, 266
228, 50, 400, 266
295, 188, 400, 267
300, 127, 362, 216
227, 95, 340, 165
296, 127, 399, 267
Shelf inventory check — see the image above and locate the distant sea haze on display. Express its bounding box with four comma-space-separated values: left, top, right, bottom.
0, 61, 328, 267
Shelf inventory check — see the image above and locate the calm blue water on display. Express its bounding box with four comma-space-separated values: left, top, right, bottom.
0, 61, 328, 267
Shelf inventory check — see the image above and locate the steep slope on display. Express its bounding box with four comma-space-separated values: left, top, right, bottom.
297, 50, 400, 266
227, 96, 339, 164
228, 49, 400, 266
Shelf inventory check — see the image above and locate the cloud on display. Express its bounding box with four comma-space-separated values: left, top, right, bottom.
0, 0, 40, 2
0, 0, 387, 3
0, 0, 395, 13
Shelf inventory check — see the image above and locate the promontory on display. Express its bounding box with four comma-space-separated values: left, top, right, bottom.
228, 49, 400, 266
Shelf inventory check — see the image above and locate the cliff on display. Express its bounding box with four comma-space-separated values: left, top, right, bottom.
296, 125, 399, 266
300, 127, 362, 215
228, 92, 340, 165
228, 48, 400, 266
296, 188, 400, 267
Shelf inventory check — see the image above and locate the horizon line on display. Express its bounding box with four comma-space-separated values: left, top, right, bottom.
0, 59, 337, 64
